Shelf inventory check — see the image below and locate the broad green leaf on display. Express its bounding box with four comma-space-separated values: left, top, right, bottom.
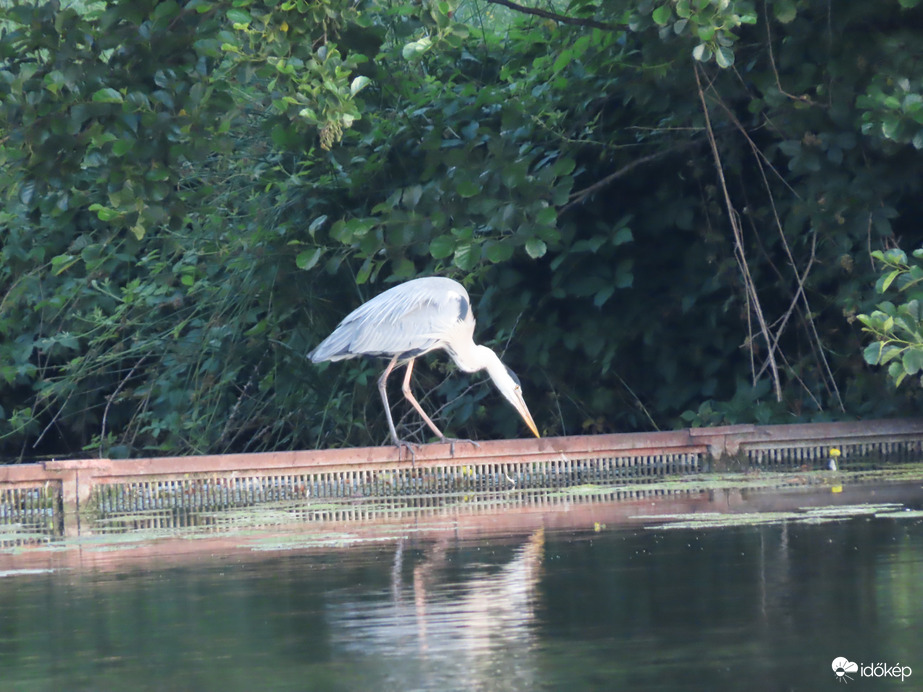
888, 360, 906, 386
350, 76, 371, 97
651, 5, 672, 25
612, 226, 633, 245
453, 242, 479, 271
329, 220, 349, 242
879, 343, 902, 365
552, 157, 576, 176
456, 180, 480, 198
226, 8, 251, 25
905, 299, 921, 321
391, 257, 416, 280
692, 44, 712, 62
88, 203, 121, 221
112, 138, 134, 156
245, 320, 269, 337
429, 235, 455, 259
615, 259, 634, 288
355, 257, 374, 284
92, 87, 123, 103
308, 215, 328, 237
485, 241, 514, 264
863, 342, 883, 365
525, 238, 547, 259
696, 25, 716, 41
715, 46, 734, 69
402, 37, 432, 60
298, 107, 318, 122
773, 0, 797, 23
876, 270, 901, 294
855, 314, 876, 329
43, 70, 65, 94
536, 206, 557, 226
404, 185, 423, 209
594, 285, 615, 307
552, 49, 573, 73
51, 254, 78, 276
345, 218, 375, 239
296, 247, 324, 271
902, 347, 923, 375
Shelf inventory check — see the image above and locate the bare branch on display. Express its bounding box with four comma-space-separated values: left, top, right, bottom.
694, 64, 783, 402
485, 0, 619, 32
707, 83, 844, 410
563, 144, 695, 212
100, 356, 149, 458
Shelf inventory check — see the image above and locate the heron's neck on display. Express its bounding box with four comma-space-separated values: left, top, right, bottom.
449, 341, 502, 375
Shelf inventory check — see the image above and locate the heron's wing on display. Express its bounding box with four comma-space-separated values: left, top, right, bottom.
309, 277, 472, 362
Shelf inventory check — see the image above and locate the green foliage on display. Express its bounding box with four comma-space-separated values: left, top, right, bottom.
649, 0, 758, 67
2, 0, 923, 461
858, 248, 923, 387
0, 0, 375, 459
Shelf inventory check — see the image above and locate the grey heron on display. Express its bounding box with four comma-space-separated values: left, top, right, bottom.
309, 277, 540, 452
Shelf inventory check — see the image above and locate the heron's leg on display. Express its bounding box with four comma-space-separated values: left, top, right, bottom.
401, 359, 447, 440
401, 361, 481, 455
378, 356, 400, 445
379, 357, 419, 464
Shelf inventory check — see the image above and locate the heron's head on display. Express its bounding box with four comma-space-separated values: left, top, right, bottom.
477, 346, 540, 438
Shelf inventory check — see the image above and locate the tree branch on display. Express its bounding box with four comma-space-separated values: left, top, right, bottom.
485, 0, 619, 32
694, 64, 783, 402
563, 143, 697, 212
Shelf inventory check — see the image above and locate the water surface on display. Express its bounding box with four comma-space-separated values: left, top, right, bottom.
1, 477, 921, 691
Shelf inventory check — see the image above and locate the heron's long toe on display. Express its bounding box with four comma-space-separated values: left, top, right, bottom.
439, 437, 480, 456
393, 439, 420, 466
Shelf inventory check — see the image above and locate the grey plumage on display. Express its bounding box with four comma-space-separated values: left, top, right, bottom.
309, 276, 539, 452
308, 277, 470, 363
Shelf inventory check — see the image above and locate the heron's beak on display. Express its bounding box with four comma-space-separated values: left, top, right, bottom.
511, 387, 540, 439
483, 351, 541, 439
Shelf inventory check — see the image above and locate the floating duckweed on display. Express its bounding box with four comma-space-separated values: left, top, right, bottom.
641, 502, 917, 530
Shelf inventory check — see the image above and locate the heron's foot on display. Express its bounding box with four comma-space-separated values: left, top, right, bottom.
439, 437, 480, 456
393, 439, 419, 466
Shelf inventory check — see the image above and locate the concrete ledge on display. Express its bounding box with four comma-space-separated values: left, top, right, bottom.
3, 418, 923, 520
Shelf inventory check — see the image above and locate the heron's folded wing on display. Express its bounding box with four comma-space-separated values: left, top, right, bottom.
309, 279, 469, 361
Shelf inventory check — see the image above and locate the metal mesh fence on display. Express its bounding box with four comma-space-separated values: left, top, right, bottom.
88, 451, 703, 515
0, 484, 62, 547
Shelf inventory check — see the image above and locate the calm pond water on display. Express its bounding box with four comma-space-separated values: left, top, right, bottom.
1, 480, 921, 691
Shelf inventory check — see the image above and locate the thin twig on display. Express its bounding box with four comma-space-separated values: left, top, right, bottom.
612, 370, 660, 431
694, 64, 783, 402
563, 145, 695, 212
485, 0, 619, 31
712, 95, 844, 410
32, 390, 75, 450
99, 356, 148, 458
762, 0, 817, 106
